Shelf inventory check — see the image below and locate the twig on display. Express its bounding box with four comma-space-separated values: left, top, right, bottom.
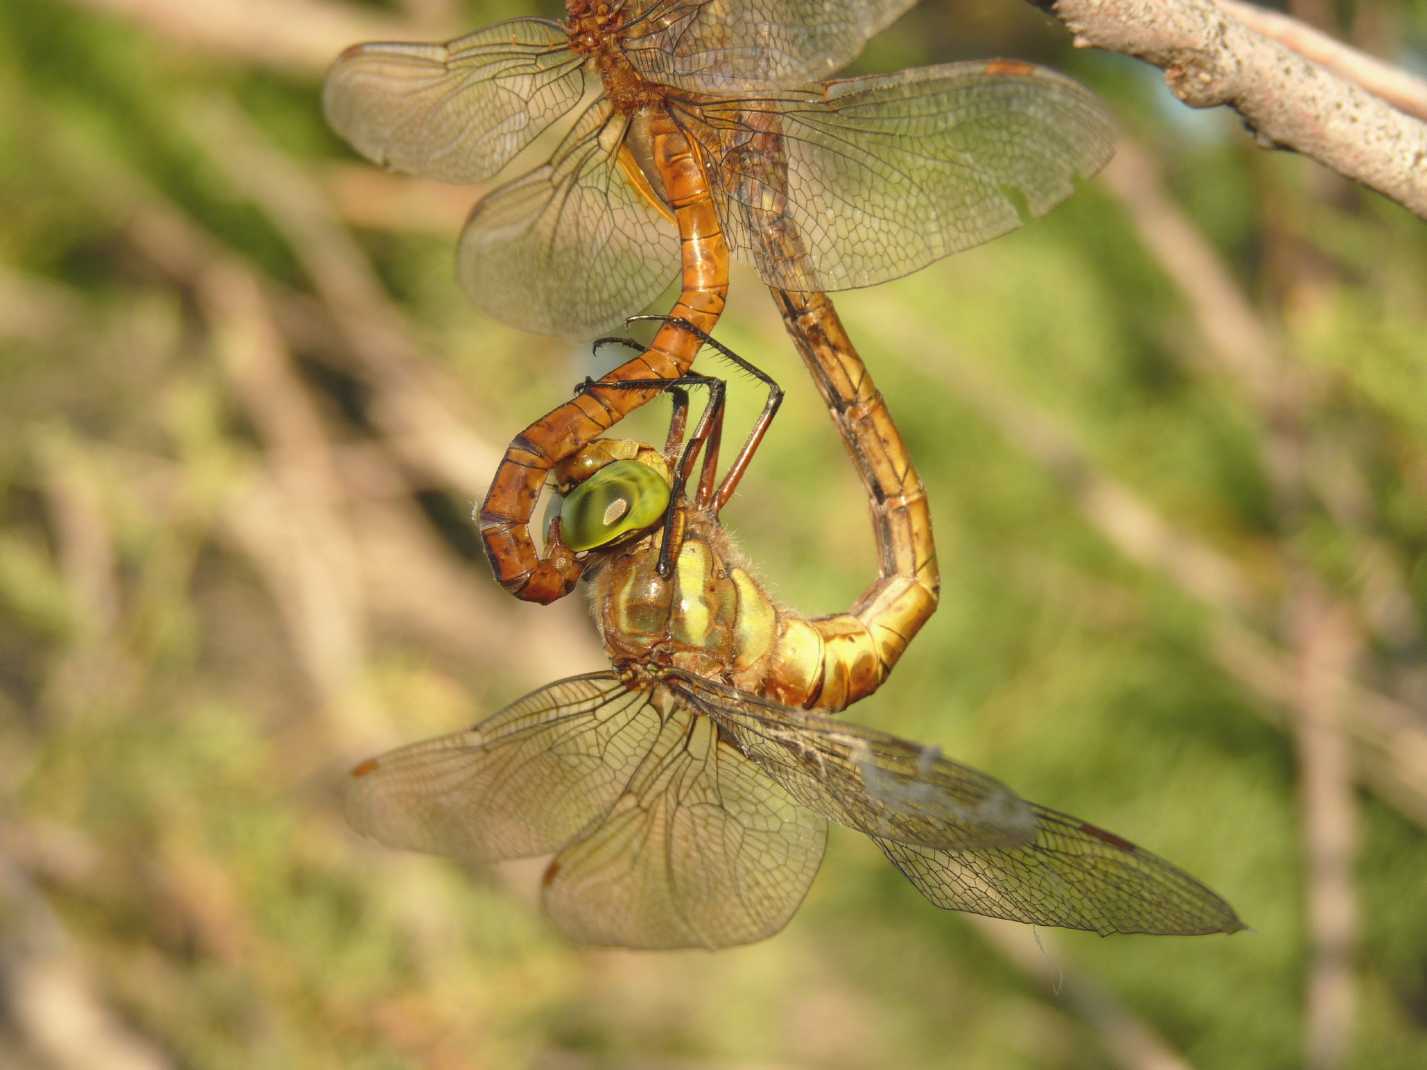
1218, 1, 1427, 123
1032, 0, 1427, 217
323, 163, 474, 234
1287, 583, 1360, 1070
65, 0, 412, 74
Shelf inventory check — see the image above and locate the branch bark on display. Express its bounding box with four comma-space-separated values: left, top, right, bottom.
1219, 0, 1427, 123
1031, 0, 1427, 218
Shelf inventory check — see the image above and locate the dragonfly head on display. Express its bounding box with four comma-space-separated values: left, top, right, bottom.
552, 439, 672, 553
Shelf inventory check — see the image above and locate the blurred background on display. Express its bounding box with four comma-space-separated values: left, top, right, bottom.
4, 0, 1427, 1067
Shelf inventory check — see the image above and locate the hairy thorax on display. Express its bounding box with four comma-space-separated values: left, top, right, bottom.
566, 0, 666, 115
590, 510, 791, 695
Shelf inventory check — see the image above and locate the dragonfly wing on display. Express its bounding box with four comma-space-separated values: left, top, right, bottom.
346, 672, 664, 862
621, 0, 918, 90
323, 18, 585, 183
670, 673, 1243, 936
671, 673, 1040, 852
875, 806, 1246, 935
542, 685, 826, 949
458, 102, 679, 335
688, 62, 1116, 291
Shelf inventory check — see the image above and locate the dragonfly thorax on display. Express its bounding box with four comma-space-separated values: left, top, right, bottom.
592, 511, 784, 693
566, 0, 666, 114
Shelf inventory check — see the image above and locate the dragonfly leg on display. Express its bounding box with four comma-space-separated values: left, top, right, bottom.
588, 335, 693, 462
626, 316, 785, 512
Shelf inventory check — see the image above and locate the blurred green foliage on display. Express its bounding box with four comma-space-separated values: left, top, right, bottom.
3, 1, 1427, 1068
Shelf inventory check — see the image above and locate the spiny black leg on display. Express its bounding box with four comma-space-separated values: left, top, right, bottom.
611, 323, 785, 512
657, 376, 726, 578
626, 315, 781, 392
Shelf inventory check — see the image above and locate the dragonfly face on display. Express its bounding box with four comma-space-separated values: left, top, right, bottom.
558, 457, 671, 551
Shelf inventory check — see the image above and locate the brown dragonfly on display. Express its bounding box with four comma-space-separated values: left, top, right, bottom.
345, 335, 1243, 948
324, 0, 1114, 604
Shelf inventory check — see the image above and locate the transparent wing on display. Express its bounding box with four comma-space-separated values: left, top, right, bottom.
620, 0, 918, 91
346, 672, 662, 862
323, 19, 585, 183
670, 673, 1039, 852
875, 809, 1247, 936
684, 61, 1116, 291
670, 672, 1243, 936
542, 685, 826, 949
458, 102, 679, 335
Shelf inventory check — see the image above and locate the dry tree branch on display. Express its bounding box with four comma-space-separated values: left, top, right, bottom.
1288, 584, 1360, 1070
322, 164, 475, 235
1218, 0, 1427, 123
1031, 0, 1427, 217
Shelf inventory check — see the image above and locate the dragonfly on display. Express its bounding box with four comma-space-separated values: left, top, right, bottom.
345, 331, 1244, 948
323, 0, 1115, 605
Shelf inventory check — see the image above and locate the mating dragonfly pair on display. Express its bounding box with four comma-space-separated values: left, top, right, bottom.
325, 0, 1244, 947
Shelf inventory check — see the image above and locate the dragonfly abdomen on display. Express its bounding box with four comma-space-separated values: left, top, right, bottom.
475, 113, 728, 604
771, 289, 941, 710
648, 112, 727, 331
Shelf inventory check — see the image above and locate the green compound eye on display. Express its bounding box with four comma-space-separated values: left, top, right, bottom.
559, 460, 670, 551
